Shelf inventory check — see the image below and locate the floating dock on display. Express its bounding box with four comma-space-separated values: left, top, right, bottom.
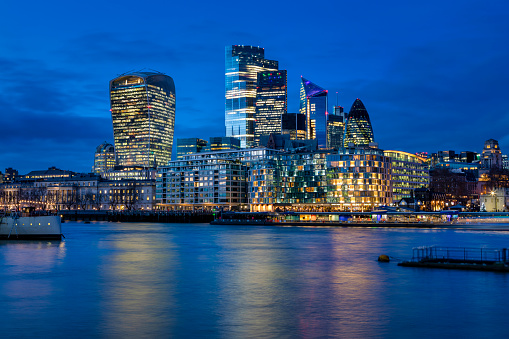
398, 246, 509, 272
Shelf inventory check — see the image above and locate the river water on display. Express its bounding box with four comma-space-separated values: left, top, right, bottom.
1, 222, 509, 338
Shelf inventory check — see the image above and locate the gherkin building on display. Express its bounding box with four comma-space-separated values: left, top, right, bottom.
343, 98, 374, 147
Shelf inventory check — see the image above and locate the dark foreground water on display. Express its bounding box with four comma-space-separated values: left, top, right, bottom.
1, 222, 509, 338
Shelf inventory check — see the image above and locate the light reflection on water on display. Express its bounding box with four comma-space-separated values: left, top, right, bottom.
1, 223, 509, 338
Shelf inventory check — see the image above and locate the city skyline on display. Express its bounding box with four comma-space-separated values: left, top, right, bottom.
1, 0, 508, 173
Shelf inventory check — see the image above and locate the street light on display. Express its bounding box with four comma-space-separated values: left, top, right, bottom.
491, 191, 497, 212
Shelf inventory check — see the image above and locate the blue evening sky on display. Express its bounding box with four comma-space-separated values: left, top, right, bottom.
1, 0, 508, 173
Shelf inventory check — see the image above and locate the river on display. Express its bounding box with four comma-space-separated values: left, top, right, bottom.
1, 222, 508, 338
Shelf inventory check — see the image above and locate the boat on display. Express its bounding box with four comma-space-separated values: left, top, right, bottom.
0, 214, 63, 240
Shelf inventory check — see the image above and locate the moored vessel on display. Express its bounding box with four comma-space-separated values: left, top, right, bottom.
0, 214, 62, 240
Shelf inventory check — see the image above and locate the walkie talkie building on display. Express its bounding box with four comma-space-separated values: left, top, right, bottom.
110, 71, 175, 168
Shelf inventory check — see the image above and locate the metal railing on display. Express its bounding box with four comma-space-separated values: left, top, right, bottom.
411, 246, 509, 263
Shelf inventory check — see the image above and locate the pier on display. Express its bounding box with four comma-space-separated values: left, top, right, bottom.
211, 211, 509, 228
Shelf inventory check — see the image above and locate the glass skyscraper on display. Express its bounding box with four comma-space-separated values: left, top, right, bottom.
110, 71, 175, 168
225, 45, 278, 148
300, 77, 328, 148
254, 70, 287, 146
343, 98, 374, 147
282, 113, 306, 140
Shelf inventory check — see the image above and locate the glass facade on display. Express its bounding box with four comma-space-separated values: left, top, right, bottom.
208, 137, 241, 151
327, 147, 392, 211
110, 72, 175, 168
254, 70, 287, 145
300, 77, 328, 148
281, 113, 306, 140
343, 99, 374, 147
225, 45, 278, 148
384, 150, 429, 203
326, 114, 345, 150
299, 81, 306, 115
176, 138, 208, 160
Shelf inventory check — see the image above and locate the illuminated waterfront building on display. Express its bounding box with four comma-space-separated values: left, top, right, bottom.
110, 71, 176, 168
300, 77, 328, 148
176, 138, 208, 160
157, 148, 281, 210
225, 45, 278, 148
0, 173, 156, 211
481, 139, 502, 169
208, 137, 241, 151
254, 70, 287, 145
282, 113, 306, 140
343, 99, 375, 147
327, 146, 392, 211
93, 142, 115, 174
249, 150, 333, 212
20, 166, 75, 182
101, 167, 156, 181
384, 150, 429, 203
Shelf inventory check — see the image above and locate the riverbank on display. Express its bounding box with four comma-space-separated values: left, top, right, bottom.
59, 210, 214, 223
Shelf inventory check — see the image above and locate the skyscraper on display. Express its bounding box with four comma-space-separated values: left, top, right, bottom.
300, 77, 328, 148
282, 113, 306, 140
110, 71, 175, 168
301, 77, 328, 148
327, 113, 345, 150
225, 45, 278, 148
343, 98, 375, 147
254, 70, 287, 145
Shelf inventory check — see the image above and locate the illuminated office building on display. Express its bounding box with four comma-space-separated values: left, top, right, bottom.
343, 98, 374, 147
254, 70, 287, 145
300, 77, 328, 148
225, 45, 278, 148
327, 146, 392, 211
176, 138, 208, 160
93, 142, 115, 174
110, 71, 176, 168
282, 113, 306, 140
209, 137, 241, 151
384, 150, 429, 203
327, 107, 346, 149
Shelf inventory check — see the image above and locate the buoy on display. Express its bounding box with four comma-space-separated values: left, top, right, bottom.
378, 254, 390, 262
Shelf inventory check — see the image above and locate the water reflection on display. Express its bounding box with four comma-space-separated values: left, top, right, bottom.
0, 241, 66, 320
1, 223, 509, 338
97, 224, 177, 338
